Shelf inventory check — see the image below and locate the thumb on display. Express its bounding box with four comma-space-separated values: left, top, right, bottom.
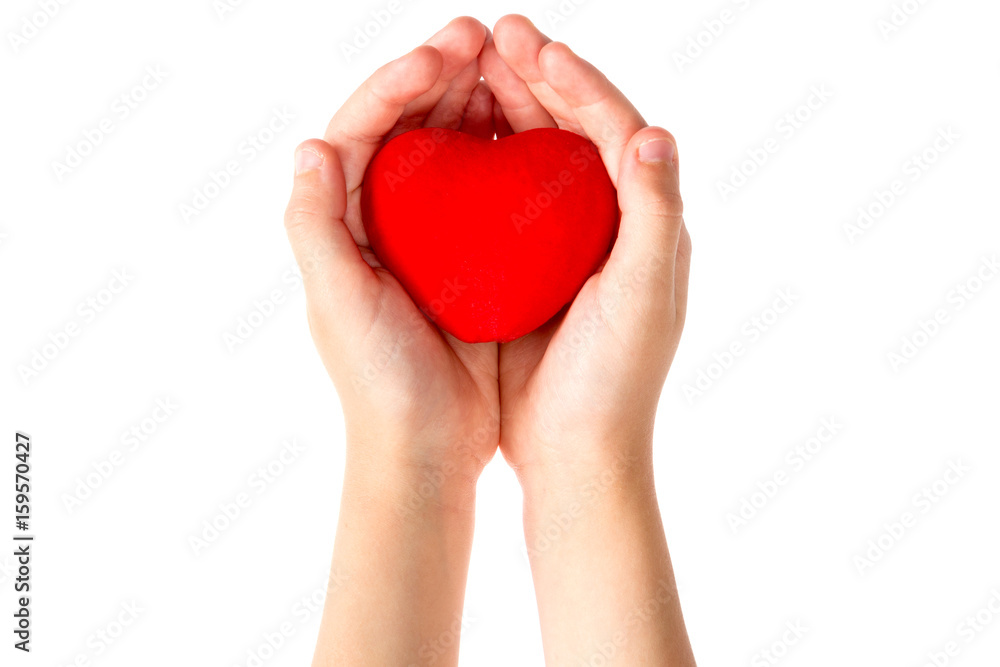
283, 139, 369, 306
608, 127, 684, 284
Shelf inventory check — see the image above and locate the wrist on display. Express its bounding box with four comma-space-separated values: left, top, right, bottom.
518, 446, 657, 547
521, 462, 659, 564
343, 408, 497, 488
514, 431, 654, 501
343, 439, 483, 519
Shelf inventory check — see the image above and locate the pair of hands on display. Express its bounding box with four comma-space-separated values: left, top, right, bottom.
285, 15, 693, 666
285, 14, 690, 494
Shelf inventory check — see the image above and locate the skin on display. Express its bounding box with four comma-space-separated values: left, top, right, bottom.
284, 15, 694, 667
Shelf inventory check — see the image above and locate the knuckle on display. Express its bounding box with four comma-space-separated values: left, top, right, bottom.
648, 190, 685, 216
627, 192, 684, 221
636, 208, 685, 236
283, 195, 323, 233
677, 228, 693, 262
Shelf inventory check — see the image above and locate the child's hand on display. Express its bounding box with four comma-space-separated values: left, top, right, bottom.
284, 18, 500, 495
481, 16, 695, 665
284, 19, 502, 664
482, 16, 691, 487
291, 15, 695, 665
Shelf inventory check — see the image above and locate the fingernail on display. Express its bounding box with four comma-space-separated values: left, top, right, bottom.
295, 147, 323, 175
638, 138, 675, 165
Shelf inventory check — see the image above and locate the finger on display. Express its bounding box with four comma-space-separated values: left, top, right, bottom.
422, 58, 484, 132
494, 99, 515, 139
325, 17, 488, 186
490, 15, 573, 130
479, 24, 556, 132
324, 45, 444, 191
674, 223, 692, 326
284, 139, 371, 305
538, 41, 646, 184
395, 17, 489, 133
605, 127, 683, 291
459, 81, 497, 140
331, 19, 487, 244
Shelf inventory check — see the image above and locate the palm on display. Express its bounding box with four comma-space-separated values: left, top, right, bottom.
473, 16, 665, 468
355, 266, 499, 464
497, 274, 600, 466
312, 19, 502, 466
498, 252, 669, 464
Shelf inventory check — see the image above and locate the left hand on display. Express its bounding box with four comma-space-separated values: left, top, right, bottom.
480, 16, 692, 481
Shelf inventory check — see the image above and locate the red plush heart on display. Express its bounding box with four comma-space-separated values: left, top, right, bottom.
361, 127, 619, 343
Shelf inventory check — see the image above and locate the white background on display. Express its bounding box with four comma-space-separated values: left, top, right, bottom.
2, 0, 999, 665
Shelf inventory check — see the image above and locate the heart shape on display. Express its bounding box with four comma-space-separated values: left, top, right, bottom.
361, 127, 619, 343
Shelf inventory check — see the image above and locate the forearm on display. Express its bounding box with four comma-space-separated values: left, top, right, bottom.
312, 454, 478, 667
520, 446, 695, 666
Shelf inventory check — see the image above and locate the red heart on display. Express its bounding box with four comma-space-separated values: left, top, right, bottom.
361, 127, 619, 343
